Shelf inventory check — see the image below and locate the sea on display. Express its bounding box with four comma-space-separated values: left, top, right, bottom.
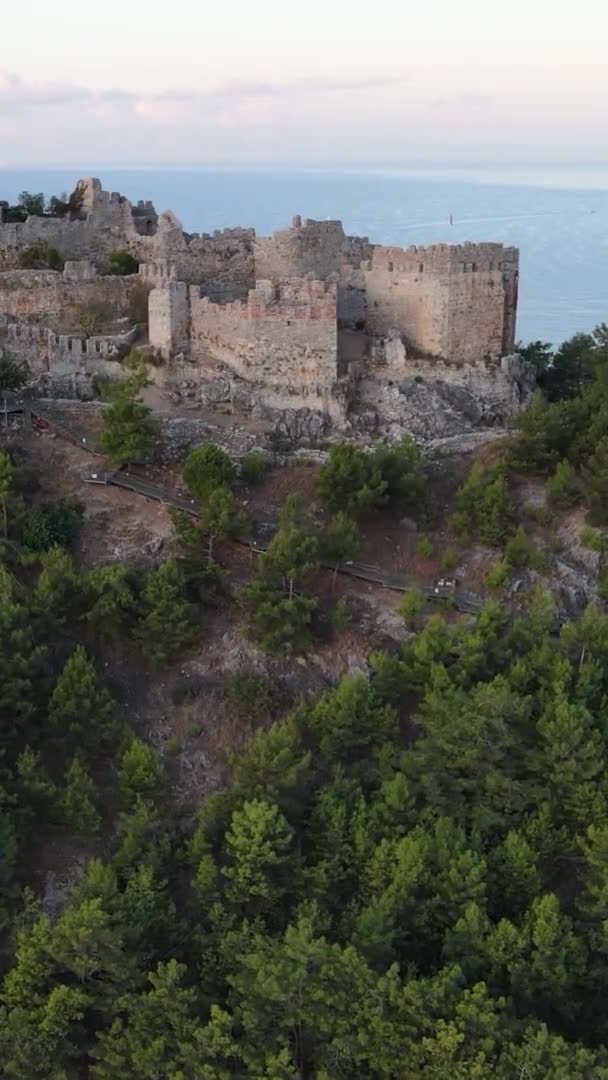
2, 163, 608, 345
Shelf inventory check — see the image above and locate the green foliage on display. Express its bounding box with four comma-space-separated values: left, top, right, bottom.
107, 249, 139, 275
399, 585, 425, 622
244, 500, 320, 655
200, 484, 247, 560
118, 739, 163, 809
584, 435, 608, 524
332, 596, 351, 631
504, 526, 544, 570
84, 564, 138, 642
516, 338, 553, 376
546, 458, 580, 509
48, 646, 117, 751
316, 442, 387, 516
484, 559, 509, 588
134, 558, 198, 668
450, 462, 515, 546
18, 243, 64, 270
21, 496, 83, 552
240, 451, 267, 486
60, 756, 100, 835
371, 435, 424, 509
97, 388, 159, 466
0, 450, 15, 537
183, 442, 235, 504
244, 582, 318, 656
580, 525, 603, 551
510, 390, 586, 473
541, 332, 596, 401
440, 547, 458, 571
0, 350, 27, 392
224, 672, 271, 719
18, 191, 45, 216
320, 511, 360, 572
415, 534, 434, 559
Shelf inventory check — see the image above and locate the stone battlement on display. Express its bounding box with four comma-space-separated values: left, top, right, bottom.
190, 279, 337, 322
368, 241, 518, 275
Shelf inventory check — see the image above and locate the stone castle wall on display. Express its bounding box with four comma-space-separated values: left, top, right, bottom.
362, 242, 518, 362
145, 219, 255, 299
255, 216, 372, 283
0, 261, 133, 326
186, 279, 341, 416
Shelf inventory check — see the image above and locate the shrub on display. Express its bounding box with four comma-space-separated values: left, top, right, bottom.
224, 672, 271, 719
0, 350, 27, 392
415, 535, 434, 559
546, 459, 580, 509
580, 525, 604, 552
18, 244, 64, 271
108, 249, 139, 276
332, 596, 351, 631
485, 559, 509, 588
399, 586, 425, 623
450, 463, 515, 546
21, 496, 84, 552
240, 451, 267, 486
440, 547, 458, 571
504, 526, 545, 570
316, 443, 387, 516
183, 443, 236, 504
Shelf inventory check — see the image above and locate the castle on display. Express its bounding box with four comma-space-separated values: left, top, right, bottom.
0, 178, 533, 442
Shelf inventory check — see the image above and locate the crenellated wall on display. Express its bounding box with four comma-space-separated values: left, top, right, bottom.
3, 319, 136, 379
0, 261, 133, 326
361, 242, 518, 362
185, 278, 341, 416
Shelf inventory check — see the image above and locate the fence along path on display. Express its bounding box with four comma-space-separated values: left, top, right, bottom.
26, 404, 483, 614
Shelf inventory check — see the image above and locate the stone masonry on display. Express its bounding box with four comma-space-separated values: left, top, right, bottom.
0, 177, 530, 440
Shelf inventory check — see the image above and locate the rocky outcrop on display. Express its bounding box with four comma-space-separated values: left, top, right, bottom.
355, 345, 535, 442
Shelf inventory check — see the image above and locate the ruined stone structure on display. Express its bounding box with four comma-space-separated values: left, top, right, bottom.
0, 177, 532, 441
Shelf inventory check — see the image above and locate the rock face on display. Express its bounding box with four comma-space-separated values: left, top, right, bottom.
355, 353, 536, 441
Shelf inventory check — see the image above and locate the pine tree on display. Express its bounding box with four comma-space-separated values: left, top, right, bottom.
134, 558, 198, 668
223, 799, 294, 917
320, 512, 360, 584
60, 756, 100, 835
118, 739, 163, 809
48, 645, 118, 751
200, 484, 247, 561
584, 434, 608, 523
98, 390, 159, 466
183, 442, 235, 503
316, 443, 387, 516
0, 450, 14, 538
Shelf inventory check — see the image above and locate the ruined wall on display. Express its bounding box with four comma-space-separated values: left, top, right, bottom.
145, 215, 255, 298
255, 217, 372, 285
362, 242, 518, 363
188, 278, 340, 416
0, 262, 133, 327
0, 179, 156, 270
149, 276, 189, 359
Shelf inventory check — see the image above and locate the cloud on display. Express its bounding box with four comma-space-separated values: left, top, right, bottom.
0, 70, 408, 118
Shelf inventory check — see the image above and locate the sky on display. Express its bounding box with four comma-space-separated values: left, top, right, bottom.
1, 0, 607, 165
